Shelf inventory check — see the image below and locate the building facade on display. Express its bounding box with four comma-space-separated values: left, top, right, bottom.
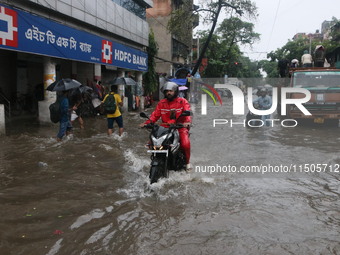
0, 0, 152, 130
292, 20, 335, 50
146, 0, 196, 77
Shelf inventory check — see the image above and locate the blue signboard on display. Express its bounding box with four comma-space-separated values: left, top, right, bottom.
0, 4, 148, 71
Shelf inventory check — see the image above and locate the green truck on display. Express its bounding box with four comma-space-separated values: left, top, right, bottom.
287, 67, 340, 124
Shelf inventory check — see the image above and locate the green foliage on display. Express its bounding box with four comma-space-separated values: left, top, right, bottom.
239, 57, 262, 78
263, 24, 340, 78
205, 0, 258, 21
168, 0, 338, 79
197, 16, 261, 78
258, 59, 279, 78
190, 0, 258, 76
143, 30, 158, 95
217, 17, 260, 46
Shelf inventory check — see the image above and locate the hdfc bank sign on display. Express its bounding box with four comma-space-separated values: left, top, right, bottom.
201, 84, 311, 128
0, 6, 18, 48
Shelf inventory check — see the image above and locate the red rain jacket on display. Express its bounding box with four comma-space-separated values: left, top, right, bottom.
145, 97, 191, 125
144, 96, 191, 164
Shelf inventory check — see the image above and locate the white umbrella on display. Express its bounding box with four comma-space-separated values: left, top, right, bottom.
179, 86, 188, 91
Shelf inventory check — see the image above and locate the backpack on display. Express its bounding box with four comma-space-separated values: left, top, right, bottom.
49, 100, 61, 123
103, 94, 117, 114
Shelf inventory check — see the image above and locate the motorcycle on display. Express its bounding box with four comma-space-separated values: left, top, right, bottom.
246, 102, 262, 127
140, 110, 191, 184
246, 110, 262, 127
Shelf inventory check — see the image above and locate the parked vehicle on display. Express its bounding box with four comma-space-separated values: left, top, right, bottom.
287, 67, 340, 124
140, 111, 190, 184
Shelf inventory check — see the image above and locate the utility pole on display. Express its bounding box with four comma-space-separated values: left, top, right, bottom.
197, 37, 200, 61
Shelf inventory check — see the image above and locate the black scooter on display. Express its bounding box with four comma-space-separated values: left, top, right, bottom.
140, 111, 191, 184
246, 103, 262, 127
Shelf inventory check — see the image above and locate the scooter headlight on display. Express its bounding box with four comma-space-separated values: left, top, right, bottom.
152, 135, 167, 147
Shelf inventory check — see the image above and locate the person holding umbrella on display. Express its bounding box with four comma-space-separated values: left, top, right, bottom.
68, 85, 93, 129
46, 78, 82, 141
69, 92, 84, 129
56, 90, 76, 141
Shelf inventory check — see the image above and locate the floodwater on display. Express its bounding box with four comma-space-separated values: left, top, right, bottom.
0, 100, 339, 255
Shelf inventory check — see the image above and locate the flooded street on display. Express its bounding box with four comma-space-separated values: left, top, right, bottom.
0, 100, 339, 255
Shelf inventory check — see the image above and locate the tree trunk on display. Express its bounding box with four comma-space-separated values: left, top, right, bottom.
191, 2, 223, 76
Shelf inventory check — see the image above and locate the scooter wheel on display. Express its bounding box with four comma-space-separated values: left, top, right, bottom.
150, 166, 160, 184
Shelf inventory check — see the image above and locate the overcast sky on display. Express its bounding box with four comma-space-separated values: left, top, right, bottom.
194, 0, 340, 61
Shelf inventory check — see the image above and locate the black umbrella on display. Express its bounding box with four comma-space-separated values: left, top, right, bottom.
46, 78, 82, 91
109, 77, 137, 86
78, 85, 93, 93
69, 85, 93, 97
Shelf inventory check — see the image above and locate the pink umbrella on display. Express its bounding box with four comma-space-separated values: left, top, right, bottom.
179, 86, 188, 91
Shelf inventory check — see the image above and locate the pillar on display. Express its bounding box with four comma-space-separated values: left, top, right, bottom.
39, 57, 56, 123
117, 69, 127, 112
0, 104, 5, 135
94, 64, 101, 82
136, 72, 144, 111
159, 74, 166, 100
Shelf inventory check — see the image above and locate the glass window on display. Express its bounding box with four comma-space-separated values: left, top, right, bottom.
293, 71, 340, 88
111, 0, 146, 20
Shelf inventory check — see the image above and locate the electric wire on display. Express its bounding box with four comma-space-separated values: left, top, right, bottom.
259, 0, 281, 61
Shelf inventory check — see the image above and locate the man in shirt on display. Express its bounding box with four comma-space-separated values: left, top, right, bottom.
301, 50, 313, 67
102, 85, 124, 136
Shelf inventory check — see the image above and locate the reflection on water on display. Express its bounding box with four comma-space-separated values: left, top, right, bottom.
0, 106, 339, 255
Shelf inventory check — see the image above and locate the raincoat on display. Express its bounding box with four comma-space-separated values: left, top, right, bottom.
144, 97, 191, 163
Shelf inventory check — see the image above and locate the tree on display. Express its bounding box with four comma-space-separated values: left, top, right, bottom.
217, 16, 260, 76
190, 0, 257, 76
238, 56, 262, 78
195, 18, 261, 78
195, 31, 226, 77
258, 59, 279, 78
265, 29, 340, 78
217, 16, 260, 61
143, 30, 158, 95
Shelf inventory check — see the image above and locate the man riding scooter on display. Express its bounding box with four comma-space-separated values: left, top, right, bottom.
140, 82, 192, 171
253, 88, 272, 126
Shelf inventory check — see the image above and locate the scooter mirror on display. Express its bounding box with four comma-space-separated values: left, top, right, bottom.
140, 112, 149, 118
